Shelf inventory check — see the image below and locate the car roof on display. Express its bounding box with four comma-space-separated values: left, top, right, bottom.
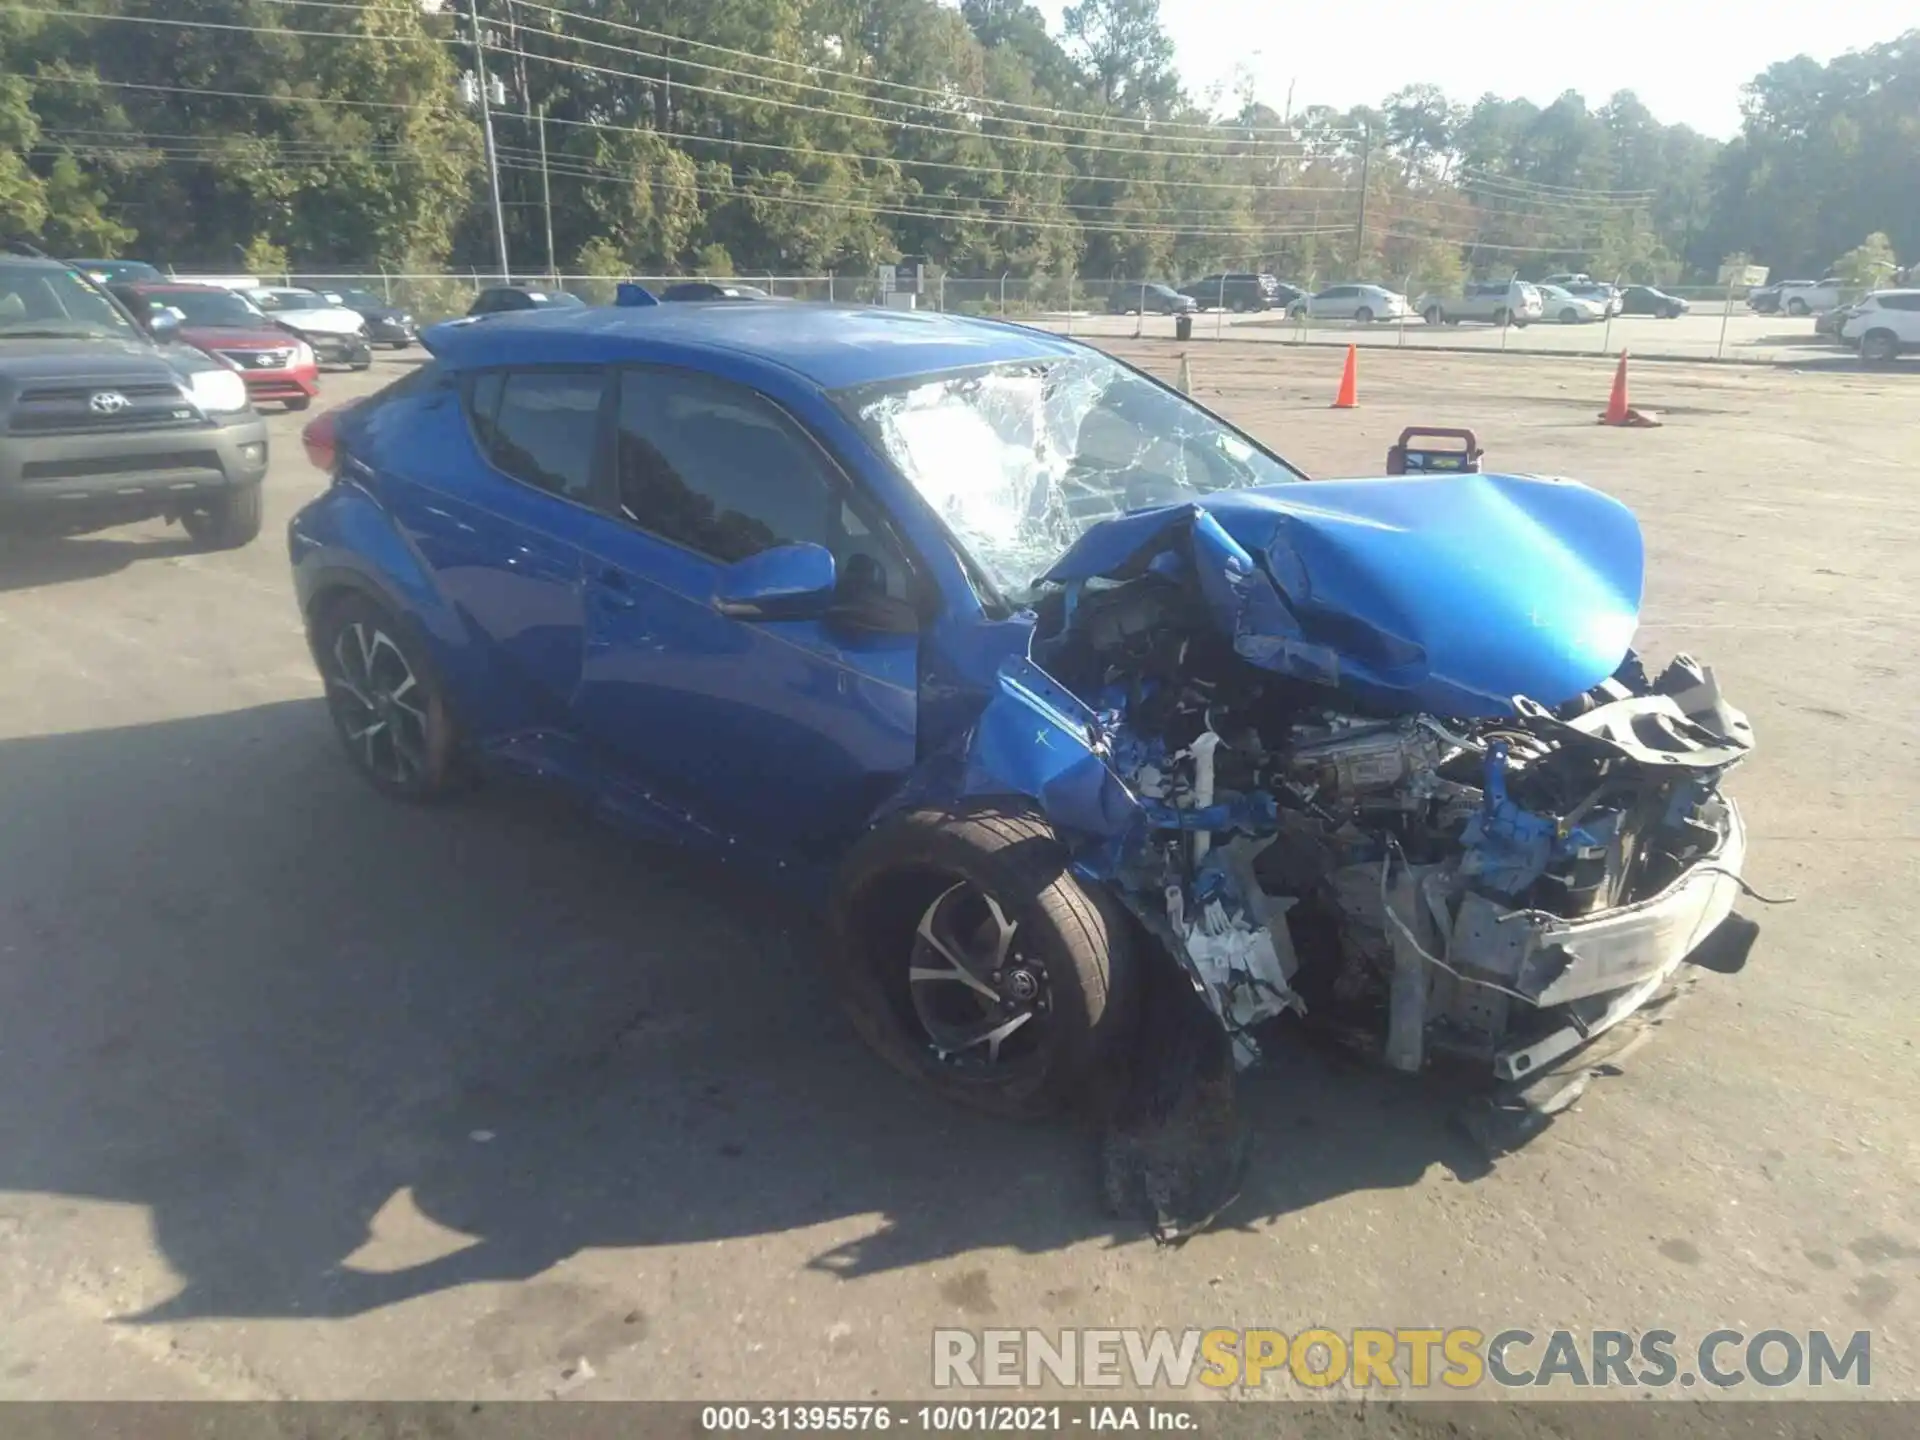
422, 302, 1086, 390
125, 281, 235, 293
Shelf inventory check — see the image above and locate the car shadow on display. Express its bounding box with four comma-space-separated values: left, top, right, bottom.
0, 532, 199, 593
0, 699, 1483, 1324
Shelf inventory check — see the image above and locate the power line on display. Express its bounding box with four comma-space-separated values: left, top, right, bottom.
485, 140, 1347, 227
487, 39, 1344, 166
493, 0, 1356, 151
1457, 168, 1654, 200
32, 73, 423, 111
486, 148, 1356, 240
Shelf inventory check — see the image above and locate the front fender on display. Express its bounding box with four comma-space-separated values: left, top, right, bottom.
873, 654, 1144, 880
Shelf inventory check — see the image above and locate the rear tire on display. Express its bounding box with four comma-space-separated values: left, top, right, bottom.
179, 483, 263, 551
1861, 330, 1900, 365
1787, 298, 1810, 317
829, 801, 1139, 1120
1493, 307, 1510, 327
310, 592, 467, 802
1422, 305, 1443, 325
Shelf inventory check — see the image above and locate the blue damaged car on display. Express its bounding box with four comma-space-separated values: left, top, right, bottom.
288, 297, 1753, 1134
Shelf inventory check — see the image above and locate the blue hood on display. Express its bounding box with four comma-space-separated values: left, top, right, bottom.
1040, 473, 1644, 718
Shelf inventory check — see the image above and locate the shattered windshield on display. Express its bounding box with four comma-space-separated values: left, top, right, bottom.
841, 354, 1304, 599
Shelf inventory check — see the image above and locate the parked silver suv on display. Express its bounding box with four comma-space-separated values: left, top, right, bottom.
1415, 279, 1542, 327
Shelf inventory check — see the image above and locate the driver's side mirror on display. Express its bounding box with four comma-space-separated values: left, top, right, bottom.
147, 306, 184, 340
713, 542, 837, 621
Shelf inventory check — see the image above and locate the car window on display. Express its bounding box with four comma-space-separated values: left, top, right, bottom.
0, 259, 141, 338
137, 288, 263, 327
1877, 293, 1920, 311
613, 369, 842, 566
467, 369, 605, 502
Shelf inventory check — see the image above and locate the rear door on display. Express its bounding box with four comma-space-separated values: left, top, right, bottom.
379, 365, 605, 779
572, 366, 920, 855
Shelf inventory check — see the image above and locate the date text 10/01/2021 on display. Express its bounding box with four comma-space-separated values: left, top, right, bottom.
701, 1406, 1195, 1431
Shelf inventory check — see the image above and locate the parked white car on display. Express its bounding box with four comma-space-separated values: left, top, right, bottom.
247, 287, 373, 367
1415, 279, 1542, 326
1840, 289, 1920, 363
1289, 284, 1412, 323
1776, 278, 1843, 316
1562, 280, 1623, 316
1537, 285, 1607, 324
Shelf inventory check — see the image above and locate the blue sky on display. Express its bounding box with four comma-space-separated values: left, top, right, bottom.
1032, 0, 1914, 138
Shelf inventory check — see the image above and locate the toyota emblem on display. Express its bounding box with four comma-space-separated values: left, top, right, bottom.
88, 390, 131, 415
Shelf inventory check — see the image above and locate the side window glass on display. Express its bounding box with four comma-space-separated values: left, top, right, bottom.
614, 370, 908, 599
468, 369, 603, 501
615, 369, 840, 564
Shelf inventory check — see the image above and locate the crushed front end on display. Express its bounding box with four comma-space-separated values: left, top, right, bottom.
943, 474, 1755, 1225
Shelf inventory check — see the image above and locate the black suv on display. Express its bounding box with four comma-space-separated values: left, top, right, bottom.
0, 250, 268, 547
466, 284, 587, 316
1177, 272, 1290, 312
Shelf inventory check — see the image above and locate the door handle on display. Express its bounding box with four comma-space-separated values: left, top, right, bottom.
593, 567, 638, 610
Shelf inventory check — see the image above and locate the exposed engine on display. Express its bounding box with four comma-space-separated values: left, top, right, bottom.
1033, 571, 1753, 1079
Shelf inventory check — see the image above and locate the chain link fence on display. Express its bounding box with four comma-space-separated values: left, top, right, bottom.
165, 268, 1866, 365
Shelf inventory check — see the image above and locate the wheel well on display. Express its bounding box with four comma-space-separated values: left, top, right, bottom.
303, 581, 373, 643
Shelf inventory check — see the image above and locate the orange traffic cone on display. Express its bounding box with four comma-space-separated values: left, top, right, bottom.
1598, 351, 1661, 427
1331, 344, 1358, 409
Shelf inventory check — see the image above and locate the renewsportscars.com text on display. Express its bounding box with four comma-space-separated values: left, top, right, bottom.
932, 1327, 1872, 1392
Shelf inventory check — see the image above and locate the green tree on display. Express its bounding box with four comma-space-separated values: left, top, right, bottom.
1832, 231, 1899, 287
241, 234, 288, 277
1060, 0, 1179, 115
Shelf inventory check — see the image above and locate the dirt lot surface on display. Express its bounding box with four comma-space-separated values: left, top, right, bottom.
0, 341, 1915, 1408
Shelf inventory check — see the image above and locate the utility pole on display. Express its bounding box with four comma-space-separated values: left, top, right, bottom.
467, 0, 511, 280
1354, 122, 1372, 262
536, 104, 556, 282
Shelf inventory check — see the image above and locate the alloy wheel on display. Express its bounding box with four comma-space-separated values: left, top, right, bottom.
907, 880, 1050, 1068
326, 620, 431, 786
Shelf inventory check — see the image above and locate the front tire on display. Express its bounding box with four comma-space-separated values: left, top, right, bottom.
1422, 304, 1443, 325
179, 483, 263, 551
1560, 308, 1580, 324
311, 593, 466, 802
829, 802, 1138, 1119
285, 395, 312, 412
1787, 298, 1810, 316
1354, 306, 1374, 324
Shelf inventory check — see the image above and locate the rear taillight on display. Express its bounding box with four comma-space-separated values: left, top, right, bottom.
301, 397, 365, 475
301, 408, 338, 473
